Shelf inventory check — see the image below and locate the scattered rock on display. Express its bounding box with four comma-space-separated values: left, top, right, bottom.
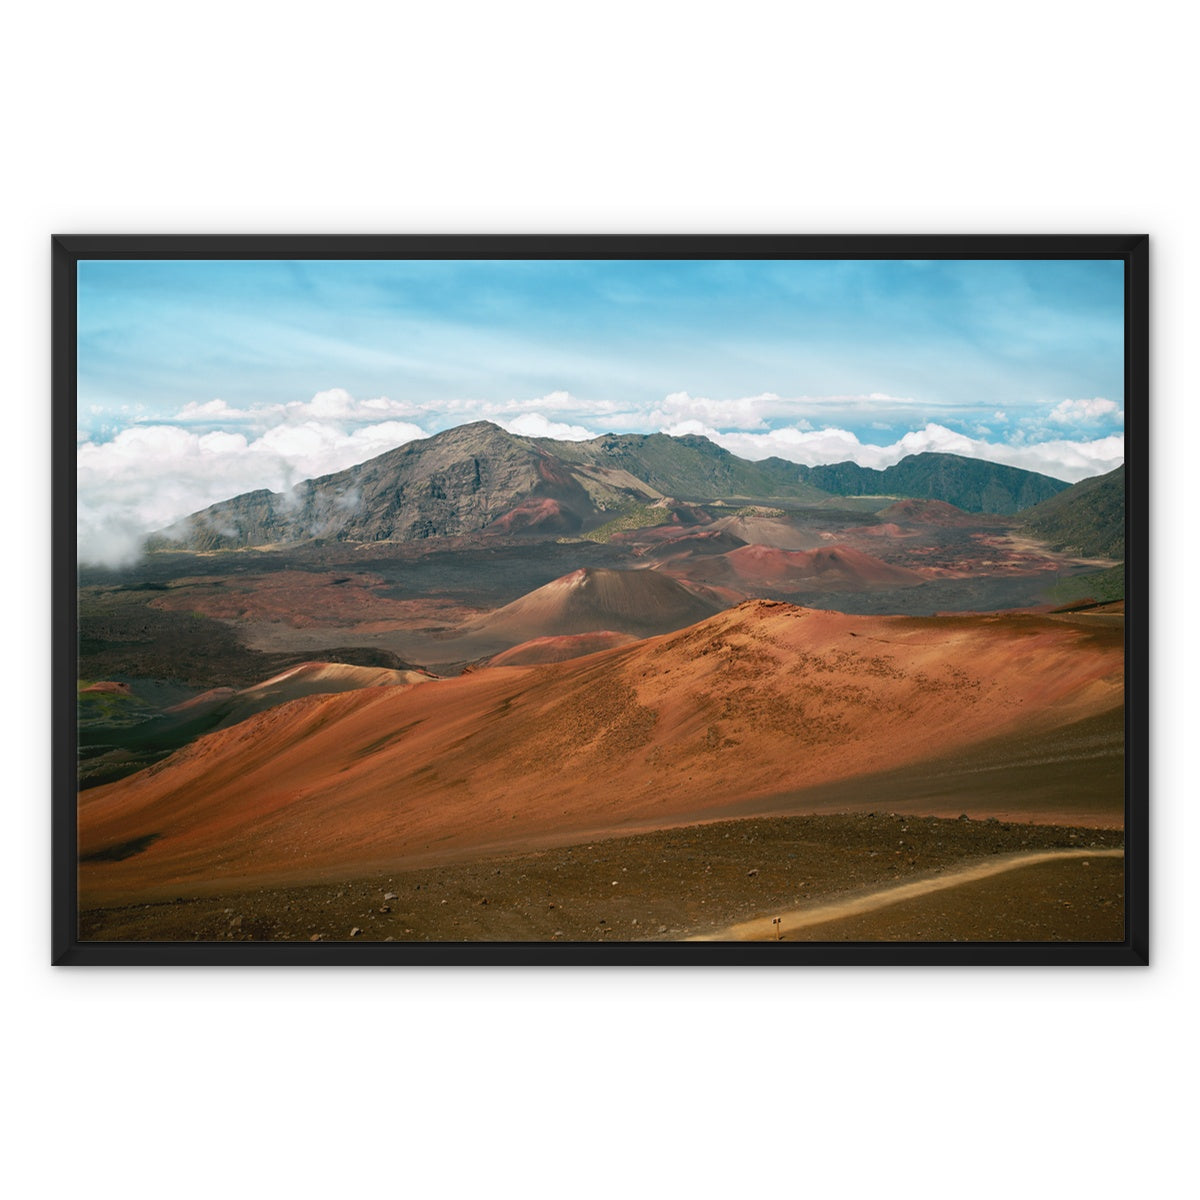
349, 927, 362, 937
309, 933, 324, 941
383, 892, 398, 901
747, 868, 759, 877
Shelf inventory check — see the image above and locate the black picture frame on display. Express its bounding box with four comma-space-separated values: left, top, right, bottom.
53, 234, 1148, 965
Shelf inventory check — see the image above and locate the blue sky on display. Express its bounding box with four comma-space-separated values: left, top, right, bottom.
77, 257, 1126, 562
78, 257, 1124, 435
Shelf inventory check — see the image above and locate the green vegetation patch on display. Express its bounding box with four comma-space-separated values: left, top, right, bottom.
733, 505, 786, 518
580, 503, 666, 543
1049, 564, 1126, 605
77, 682, 157, 728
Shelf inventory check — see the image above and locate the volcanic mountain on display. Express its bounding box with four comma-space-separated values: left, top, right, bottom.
150, 422, 611, 550
705, 511, 827, 550
661, 543, 925, 591
78, 600, 1125, 902
147, 423, 1079, 551
795, 452, 1070, 514
467, 566, 733, 640
874, 498, 984, 526
148, 423, 827, 552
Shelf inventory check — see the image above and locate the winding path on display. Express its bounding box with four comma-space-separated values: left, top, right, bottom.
688, 847, 1125, 941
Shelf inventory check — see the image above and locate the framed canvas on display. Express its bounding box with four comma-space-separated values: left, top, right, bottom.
52, 235, 1148, 964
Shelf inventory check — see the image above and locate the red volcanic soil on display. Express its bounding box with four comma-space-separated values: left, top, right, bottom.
164, 687, 238, 713
485, 497, 581, 535
167, 663, 433, 715
467, 566, 731, 641
79, 601, 1124, 903
238, 661, 434, 696
876, 499, 983, 526
664, 543, 924, 590
478, 630, 641, 668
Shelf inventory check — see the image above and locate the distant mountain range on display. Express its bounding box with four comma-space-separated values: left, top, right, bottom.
150, 421, 1082, 551
1020, 464, 1125, 559
794, 452, 1069, 514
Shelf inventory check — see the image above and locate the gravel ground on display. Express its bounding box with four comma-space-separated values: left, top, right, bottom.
78, 812, 1125, 943
780, 855, 1124, 942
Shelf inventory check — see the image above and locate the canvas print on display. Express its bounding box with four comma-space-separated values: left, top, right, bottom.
71, 249, 1131, 950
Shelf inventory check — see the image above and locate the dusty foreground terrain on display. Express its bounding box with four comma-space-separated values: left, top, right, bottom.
79, 813, 1124, 943
79, 601, 1123, 907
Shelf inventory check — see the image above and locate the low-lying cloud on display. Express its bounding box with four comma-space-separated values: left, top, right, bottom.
665, 420, 1124, 483
78, 417, 428, 566
78, 388, 1126, 568
497, 413, 602, 441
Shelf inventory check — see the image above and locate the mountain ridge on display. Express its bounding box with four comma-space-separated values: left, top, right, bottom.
794, 451, 1071, 514
1020, 464, 1125, 559
148, 422, 1089, 551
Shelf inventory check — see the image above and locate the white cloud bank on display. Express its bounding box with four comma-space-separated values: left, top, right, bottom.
496, 413, 602, 441
663, 420, 1124, 483
647, 390, 936, 431
78, 417, 428, 566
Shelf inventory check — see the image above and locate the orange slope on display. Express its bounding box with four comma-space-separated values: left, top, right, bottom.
79, 601, 1124, 901
478, 630, 641, 668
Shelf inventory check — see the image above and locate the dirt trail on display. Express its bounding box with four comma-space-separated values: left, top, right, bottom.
689, 847, 1124, 941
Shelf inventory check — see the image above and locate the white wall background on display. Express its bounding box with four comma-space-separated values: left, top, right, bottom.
4, 3, 1193, 1197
